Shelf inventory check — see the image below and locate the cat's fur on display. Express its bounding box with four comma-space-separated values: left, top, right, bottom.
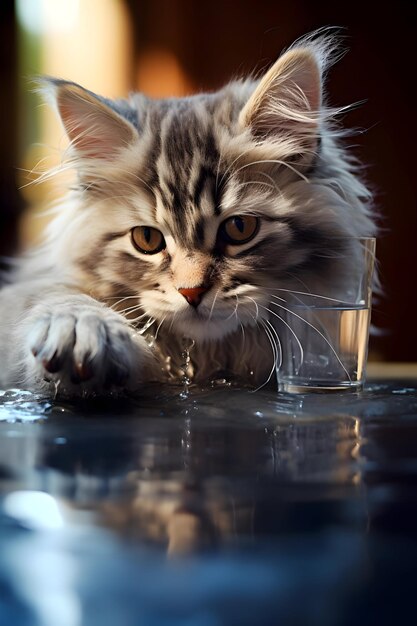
0, 33, 376, 395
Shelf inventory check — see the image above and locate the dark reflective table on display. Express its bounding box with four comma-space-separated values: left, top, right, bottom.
1, 375, 417, 625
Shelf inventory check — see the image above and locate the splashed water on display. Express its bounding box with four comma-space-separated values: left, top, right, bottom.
0, 389, 52, 422
179, 338, 195, 399
137, 317, 155, 336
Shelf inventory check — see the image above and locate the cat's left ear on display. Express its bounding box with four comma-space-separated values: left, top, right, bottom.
239, 47, 322, 158
46, 79, 138, 160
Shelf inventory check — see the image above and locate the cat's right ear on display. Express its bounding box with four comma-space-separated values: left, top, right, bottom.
238, 46, 323, 159
42, 79, 138, 160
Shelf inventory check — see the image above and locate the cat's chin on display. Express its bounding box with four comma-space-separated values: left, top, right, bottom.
171, 313, 243, 342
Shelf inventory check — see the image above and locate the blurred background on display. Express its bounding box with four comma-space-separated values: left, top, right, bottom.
0, 0, 415, 362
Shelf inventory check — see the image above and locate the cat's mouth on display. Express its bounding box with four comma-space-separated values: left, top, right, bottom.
180, 306, 216, 325
185, 307, 218, 320
142, 291, 261, 341
167, 300, 257, 341
182, 303, 230, 322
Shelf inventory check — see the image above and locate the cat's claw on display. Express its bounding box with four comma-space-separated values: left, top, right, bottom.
73, 358, 94, 382
22, 297, 153, 395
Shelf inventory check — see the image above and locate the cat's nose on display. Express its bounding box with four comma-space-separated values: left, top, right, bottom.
178, 286, 209, 308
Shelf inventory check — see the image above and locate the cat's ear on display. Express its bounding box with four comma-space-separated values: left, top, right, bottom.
45, 79, 138, 159
239, 47, 322, 152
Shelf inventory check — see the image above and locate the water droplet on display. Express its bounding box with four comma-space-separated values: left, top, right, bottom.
179, 338, 195, 399
137, 317, 155, 336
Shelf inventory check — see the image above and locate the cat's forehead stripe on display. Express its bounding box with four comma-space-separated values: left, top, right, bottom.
141, 100, 227, 245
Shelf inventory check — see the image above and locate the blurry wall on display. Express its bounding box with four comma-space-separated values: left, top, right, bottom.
15, 0, 133, 243
0, 0, 415, 362
0, 1, 23, 257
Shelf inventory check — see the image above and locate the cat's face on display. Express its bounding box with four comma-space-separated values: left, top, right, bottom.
107, 157, 331, 341
124, 187, 295, 341
46, 41, 373, 342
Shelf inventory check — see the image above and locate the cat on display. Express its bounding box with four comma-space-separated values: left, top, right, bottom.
0, 32, 376, 396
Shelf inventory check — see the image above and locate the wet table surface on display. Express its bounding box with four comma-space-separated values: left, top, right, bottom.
1, 370, 417, 625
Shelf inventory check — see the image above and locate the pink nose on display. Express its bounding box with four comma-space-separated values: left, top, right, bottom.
178, 286, 209, 308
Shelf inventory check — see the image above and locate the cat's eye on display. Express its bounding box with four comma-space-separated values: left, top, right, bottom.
131, 226, 166, 254
220, 215, 259, 245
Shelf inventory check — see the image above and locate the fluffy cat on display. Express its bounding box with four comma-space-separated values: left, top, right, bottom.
0, 33, 376, 396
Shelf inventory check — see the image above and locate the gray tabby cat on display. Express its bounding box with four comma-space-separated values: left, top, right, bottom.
0, 34, 376, 395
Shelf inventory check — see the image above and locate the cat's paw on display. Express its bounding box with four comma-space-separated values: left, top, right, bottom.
21, 295, 153, 395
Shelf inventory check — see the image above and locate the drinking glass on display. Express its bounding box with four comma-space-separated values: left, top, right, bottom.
277, 238, 376, 393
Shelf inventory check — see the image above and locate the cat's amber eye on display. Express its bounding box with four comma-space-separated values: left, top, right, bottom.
220, 215, 260, 245
131, 226, 166, 254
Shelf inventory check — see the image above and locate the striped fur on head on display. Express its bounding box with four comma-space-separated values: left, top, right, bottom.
29, 32, 376, 344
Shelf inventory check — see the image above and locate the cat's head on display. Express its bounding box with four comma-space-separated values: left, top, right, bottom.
42, 34, 374, 342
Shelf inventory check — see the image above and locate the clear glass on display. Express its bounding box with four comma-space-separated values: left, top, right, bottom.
277, 238, 376, 393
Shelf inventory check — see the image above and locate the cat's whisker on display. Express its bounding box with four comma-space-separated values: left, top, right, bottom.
153, 316, 166, 342
110, 169, 154, 194
105, 295, 141, 311
267, 300, 351, 380
136, 317, 156, 334
258, 302, 303, 367
245, 296, 259, 320
218, 151, 248, 189
252, 320, 278, 392
110, 301, 146, 316
224, 295, 240, 322
105, 299, 141, 313
255, 170, 284, 195
103, 295, 138, 300
126, 310, 148, 323
234, 296, 240, 321
234, 159, 309, 183
103, 296, 139, 313
217, 144, 278, 191
244, 296, 283, 380
208, 288, 221, 322
88, 193, 136, 205
117, 303, 146, 315
235, 169, 284, 197
16, 155, 53, 177
235, 180, 275, 192
125, 312, 149, 324
265, 287, 349, 305
168, 310, 179, 333
263, 291, 286, 302
264, 318, 283, 371
81, 166, 154, 195
18, 162, 76, 190
129, 314, 149, 326
72, 183, 142, 208
282, 271, 316, 294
